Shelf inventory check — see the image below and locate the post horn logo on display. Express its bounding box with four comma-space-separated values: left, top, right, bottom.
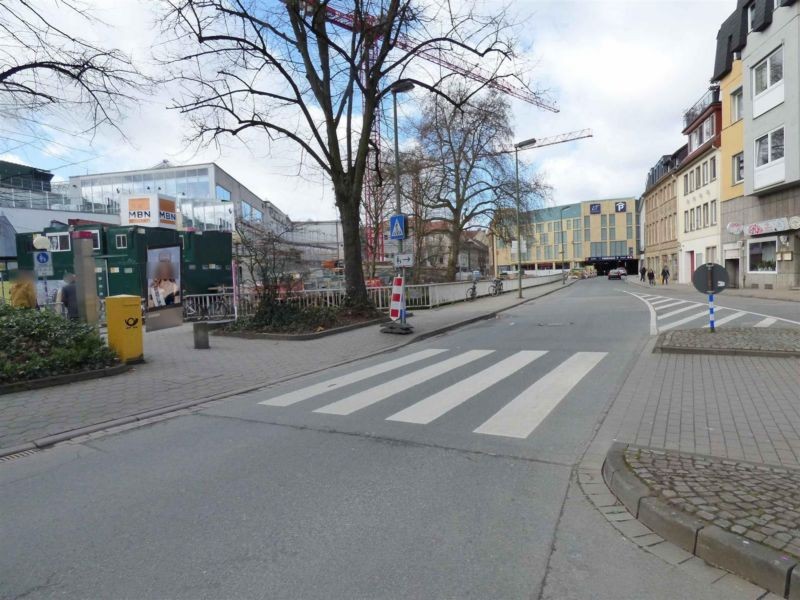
124, 317, 139, 328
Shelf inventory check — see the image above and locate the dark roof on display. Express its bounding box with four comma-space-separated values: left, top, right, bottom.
713, 0, 797, 81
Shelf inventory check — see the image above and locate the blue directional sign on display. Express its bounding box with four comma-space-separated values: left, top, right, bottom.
389, 214, 406, 240
33, 250, 53, 276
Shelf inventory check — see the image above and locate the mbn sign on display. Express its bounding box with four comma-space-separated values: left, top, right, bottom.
129, 210, 151, 219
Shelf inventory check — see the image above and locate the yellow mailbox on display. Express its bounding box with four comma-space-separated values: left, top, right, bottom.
105, 295, 144, 363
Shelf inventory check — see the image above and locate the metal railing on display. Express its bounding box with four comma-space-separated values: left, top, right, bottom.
683, 87, 719, 129
182, 274, 563, 321
0, 187, 118, 214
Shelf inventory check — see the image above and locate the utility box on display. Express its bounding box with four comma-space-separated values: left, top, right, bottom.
105, 295, 144, 364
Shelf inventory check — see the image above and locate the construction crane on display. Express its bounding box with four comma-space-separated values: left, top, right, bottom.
300, 1, 559, 261
520, 128, 593, 150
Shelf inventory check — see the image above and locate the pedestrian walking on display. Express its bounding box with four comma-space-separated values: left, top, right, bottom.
9, 271, 37, 309
60, 273, 79, 320
647, 268, 656, 286
661, 266, 670, 286
639, 266, 647, 282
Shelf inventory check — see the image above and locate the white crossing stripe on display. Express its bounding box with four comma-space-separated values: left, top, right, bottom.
754, 317, 777, 328
314, 350, 494, 416
474, 352, 607, 439
659, 311, 714, 331
653, 300, 687, 311
386, 351, 547, 425
658, 304, 701, 320
705, 311, 745, 328
260, 348, 448, 407
650, 298, 678, 306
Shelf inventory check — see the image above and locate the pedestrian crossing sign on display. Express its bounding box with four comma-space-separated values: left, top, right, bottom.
389, 215, 406, 240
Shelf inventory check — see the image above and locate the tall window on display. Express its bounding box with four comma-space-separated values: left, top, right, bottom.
753, 47, 783, 96
683, 174, 688, 194
626, 213, 633, 240
710, 157, 716, 181
731, 88, 743, 122
703, 203, 709, 228
695, 166, 701, 189
755, 127, 785, 167
609, 214, 616, 240
684, 211, 689, 233
710, 200, 717, 226
702, 162, 709, 185
748, 3, 756, 31
733, 153, 744, 183
690, 208, 696, 231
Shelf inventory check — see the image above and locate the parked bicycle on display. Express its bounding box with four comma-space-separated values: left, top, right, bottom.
488, 278, 503, 296
466, 279, 478, 301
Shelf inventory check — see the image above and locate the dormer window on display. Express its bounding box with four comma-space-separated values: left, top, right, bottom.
748, 3, 756, 32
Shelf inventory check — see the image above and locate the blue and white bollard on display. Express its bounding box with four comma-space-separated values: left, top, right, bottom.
708, 293, 715, 332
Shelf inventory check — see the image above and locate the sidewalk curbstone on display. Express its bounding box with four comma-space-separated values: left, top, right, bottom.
638, 496, 705, 553
603, 442, 652, 517
603, 442, 800, 598
789, 566, 800, 600
695, 524, 797, 597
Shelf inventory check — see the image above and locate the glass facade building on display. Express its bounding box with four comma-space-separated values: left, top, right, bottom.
68, 162, 290, 232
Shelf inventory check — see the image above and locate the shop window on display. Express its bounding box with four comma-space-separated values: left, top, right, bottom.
47, 232, 70, 252
748, 239, 777, 272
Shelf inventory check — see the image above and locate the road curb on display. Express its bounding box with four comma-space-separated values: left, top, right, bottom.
0, 363, 132, 396
604, 442, 799, 597
653, 332, 800, 358
0, 279, 577, 460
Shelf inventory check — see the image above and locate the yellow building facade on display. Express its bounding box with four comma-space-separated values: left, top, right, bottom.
719, 59, 744, 202
493, 198, 638, 275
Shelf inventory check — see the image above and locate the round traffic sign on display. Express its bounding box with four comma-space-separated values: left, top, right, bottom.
36, 252, 50, 264
692, 262, 729, 294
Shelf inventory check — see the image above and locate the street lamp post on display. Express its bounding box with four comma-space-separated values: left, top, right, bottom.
384, 80, 415, 334
514, 137, 537, 298
560, 206, 568, 285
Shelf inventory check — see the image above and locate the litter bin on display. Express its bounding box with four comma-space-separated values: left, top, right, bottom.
105, 294, 144, 363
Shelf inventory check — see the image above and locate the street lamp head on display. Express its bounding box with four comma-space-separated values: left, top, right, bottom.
390, 81, 415, 95
515, 137, 538, 150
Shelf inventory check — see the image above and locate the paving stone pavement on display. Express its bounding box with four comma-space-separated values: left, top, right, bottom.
659, 327, 800, 354
0, 280, 567, 453
586, 341, 800, 469
625, 446, 800, 558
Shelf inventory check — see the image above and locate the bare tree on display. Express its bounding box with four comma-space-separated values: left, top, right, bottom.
413, 86, 530, 280
0, 0, 144, 132
160, 0, 541, 306
235, 221, 301, 301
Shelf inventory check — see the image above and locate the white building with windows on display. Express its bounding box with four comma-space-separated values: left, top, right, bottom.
676, 88, 723, 283
713, 0, 800, 291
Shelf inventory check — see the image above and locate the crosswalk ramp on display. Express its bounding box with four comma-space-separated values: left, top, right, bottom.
259, 348, 607, 440
627, 292, 800, 333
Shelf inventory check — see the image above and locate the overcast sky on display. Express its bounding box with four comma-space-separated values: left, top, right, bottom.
1, 0, 736, 220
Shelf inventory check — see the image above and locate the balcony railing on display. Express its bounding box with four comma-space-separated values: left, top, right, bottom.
0, 187, 118, 214
683, 88, 719, 130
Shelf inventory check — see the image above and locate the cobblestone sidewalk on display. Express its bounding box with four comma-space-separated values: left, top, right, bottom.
626, 446, 800, 558
0, 280, 568, 454
657, 327, 800, 356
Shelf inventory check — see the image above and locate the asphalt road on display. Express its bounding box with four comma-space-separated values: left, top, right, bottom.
0, 279, 788, 599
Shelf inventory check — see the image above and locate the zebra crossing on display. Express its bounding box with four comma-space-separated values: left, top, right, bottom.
259, 348, 608, 440
625, 291, 800, 333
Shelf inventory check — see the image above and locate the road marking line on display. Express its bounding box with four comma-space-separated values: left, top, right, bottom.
386, 351, 547, 425
474, 352, 607, 439
659, 311, 714, 331
260, 349, 448, 407
653, 300, 687, 311
314, 350, 494, 416
623, 291, 657, 335
754, 317, 777, 328
658, 304, 702, 320
705, 311, 745, 327
650, 298, 679, 307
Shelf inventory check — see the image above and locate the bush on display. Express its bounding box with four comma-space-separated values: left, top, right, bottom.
229, 297, 380, 334
0, 304, 118, 385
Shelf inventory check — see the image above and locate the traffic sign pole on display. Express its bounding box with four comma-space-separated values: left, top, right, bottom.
707, 262, 715, 332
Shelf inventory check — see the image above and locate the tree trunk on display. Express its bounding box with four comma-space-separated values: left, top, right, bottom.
337, 194, 369, 306
446, 228, 461, 281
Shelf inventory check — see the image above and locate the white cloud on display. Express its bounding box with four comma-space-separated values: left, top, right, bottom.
3, 0, 737, 217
